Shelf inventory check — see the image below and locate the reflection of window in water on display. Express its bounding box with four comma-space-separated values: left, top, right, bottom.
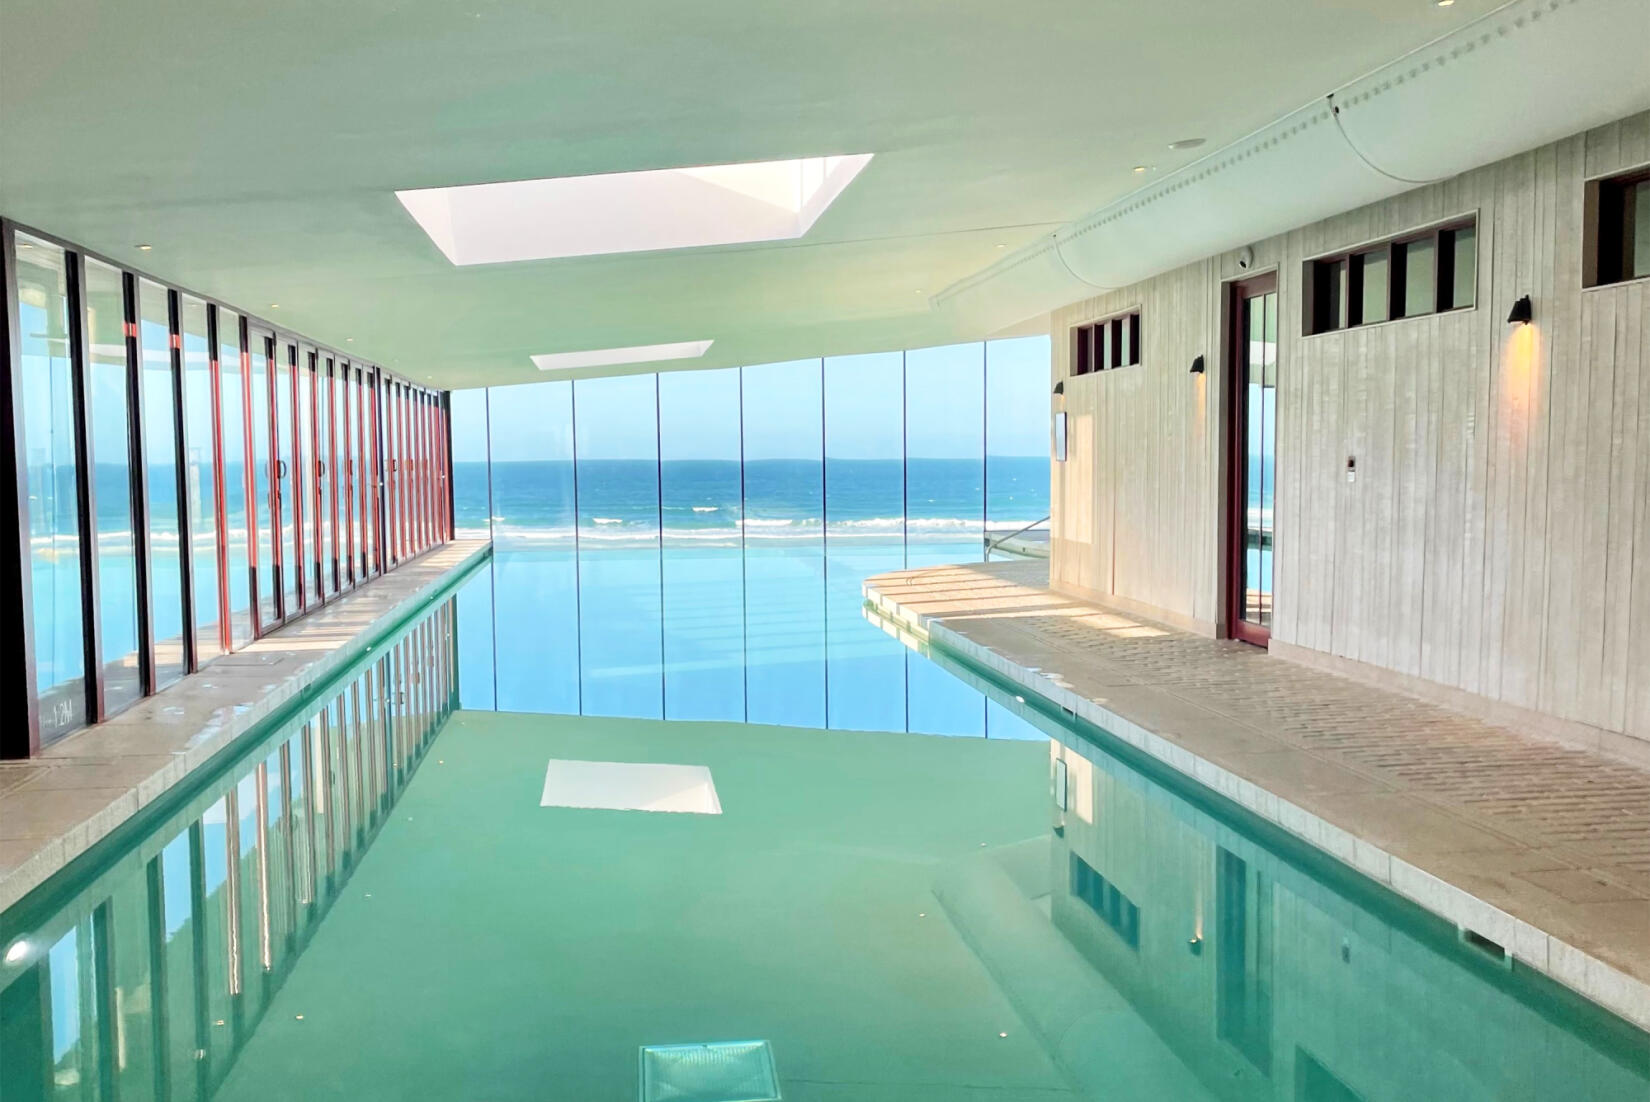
1216, 847, 1274, 1075
1069, 853, 1140, 949
1296, 1047, 1364, 1101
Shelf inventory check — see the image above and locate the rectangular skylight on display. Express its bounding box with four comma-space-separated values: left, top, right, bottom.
532, 340, 714, 372
397, 154, 873, 266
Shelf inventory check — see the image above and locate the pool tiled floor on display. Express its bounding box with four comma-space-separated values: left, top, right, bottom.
864, 560, 1650, 1029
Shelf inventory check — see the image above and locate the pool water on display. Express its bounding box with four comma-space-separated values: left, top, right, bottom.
2, 550, 1647, 1101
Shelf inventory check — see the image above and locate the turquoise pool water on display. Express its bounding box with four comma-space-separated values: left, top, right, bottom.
2, 551, 1647, 1101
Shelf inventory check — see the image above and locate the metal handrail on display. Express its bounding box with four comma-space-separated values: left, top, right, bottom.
983, 515, 1051, 554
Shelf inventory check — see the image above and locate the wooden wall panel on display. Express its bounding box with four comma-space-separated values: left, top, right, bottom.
1049, 110, 1650, 749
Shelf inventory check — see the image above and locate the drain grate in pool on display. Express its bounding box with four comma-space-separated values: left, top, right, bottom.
639, 1040, 780, 1102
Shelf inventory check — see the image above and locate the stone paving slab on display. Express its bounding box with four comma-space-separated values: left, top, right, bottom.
864, 559, 1650, 1031
0, 541, 489, 913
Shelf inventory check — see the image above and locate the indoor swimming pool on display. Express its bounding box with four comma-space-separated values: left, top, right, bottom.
2, 552, 1647, 1101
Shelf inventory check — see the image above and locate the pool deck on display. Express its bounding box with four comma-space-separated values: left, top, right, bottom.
864, 560, 1650, 1031
0, 540, 490, 914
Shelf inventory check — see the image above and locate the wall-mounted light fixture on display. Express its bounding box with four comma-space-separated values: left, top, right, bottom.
1189, 355, 1205, 375
1506, 294, 1533, 325
1187, 935, 1203, 956
1053, 380, 1065, 396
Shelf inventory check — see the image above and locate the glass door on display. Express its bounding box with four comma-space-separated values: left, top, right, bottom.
248, 328, 278, 631
297, 344, 318, 607
1226, 273, 1278, 647
275, 341, 297, 619
339, 363, 355, 590
322, 356, 340, 596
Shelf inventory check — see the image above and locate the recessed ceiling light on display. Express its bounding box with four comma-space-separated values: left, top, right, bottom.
532, 339, 714, 372
995, 243, 1007, 249
137, 244, 153, 251
1436, 0, 1454, 6
1168, 138, 1207, 150
346, 337, 354, 342
269, 304, 279, 309
1132, 165, 1153, 174
398, 154, 874, 266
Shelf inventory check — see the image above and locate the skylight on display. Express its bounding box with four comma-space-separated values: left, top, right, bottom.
532, 340, 714, 372
397, 155, 873, 266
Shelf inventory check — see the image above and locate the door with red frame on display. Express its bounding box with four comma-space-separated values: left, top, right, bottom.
1226, 273, 1278, 647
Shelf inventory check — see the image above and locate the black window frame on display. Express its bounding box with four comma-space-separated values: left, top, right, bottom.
1584, 164, 1650, 288
1069, 307, 1142, 375
1303, 216, 1477, 336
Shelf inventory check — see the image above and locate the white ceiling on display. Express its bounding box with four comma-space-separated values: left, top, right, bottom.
0, 0, 1505, 389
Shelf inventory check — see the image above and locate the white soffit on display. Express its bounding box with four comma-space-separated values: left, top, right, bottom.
397, 155, 874, 266
540, 759, 723, 815
532, 340, 714, 372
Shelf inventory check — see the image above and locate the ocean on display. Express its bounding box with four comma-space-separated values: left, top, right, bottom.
458, 456, 1050, 544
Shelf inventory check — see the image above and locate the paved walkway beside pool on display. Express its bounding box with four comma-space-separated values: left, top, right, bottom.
0, 540, 490, 913
864, 559, 1650, 1031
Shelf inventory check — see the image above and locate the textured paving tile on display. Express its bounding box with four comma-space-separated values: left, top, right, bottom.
864, 559, 1650, 1026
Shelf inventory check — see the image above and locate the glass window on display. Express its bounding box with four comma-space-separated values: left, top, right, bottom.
1356, 247, 1389, 325
318, 355, 337, 596
488, 379, 579, 713
140, 279, 185, 686
182, 295, 222, 663
85, 257, 142, 713
248, 330, 277, 630
575, 373, 663, 718
1400, 237, 1436, 319
1635, 180, 1650, 280
904, 343, 986, 736
1451, 225, 1477, 308
383, 381, 398, 565
337, 364, 356, 587
659, 366, 744, 721
741, 359, 825, 728
296, 346, 317, 604
450, 388, 490, 539
360, 369, 378, 578
824, 351, 906, 732
16, 235, 87, 739
274, 343, 296, 617
218, 310, 253, 647
986, 335, 1052, 536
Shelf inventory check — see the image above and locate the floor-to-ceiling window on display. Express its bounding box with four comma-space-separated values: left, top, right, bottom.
575, 373, 663, 718
219, 309, 254, 649
182, 294, 222, 665
139, 279, 186, 688
450, 334, 1052, 737
742, 359, 827, 728
85, 257, 142, 713
17, 234, 88, 740
824, 351, 907, 732
659, 366, 744, 721
3, 223, 454, 755
487, 380, 579, 713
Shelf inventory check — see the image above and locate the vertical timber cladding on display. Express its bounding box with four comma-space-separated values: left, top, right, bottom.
1048, 110, 1650, 743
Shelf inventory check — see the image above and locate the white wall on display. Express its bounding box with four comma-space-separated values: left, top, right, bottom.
1050, 111, 1650, 755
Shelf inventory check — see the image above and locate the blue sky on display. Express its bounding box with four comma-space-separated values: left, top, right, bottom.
456, 336, 1050, 463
